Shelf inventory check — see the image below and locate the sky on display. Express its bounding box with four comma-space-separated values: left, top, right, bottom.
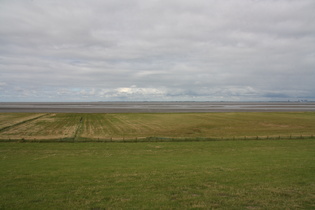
0, 0, 315, 102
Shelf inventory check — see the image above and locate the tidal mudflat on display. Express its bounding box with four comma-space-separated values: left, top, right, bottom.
1, 101, 315, 113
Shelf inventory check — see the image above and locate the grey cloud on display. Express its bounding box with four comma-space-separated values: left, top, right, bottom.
0, 0, 314, 101
263, 93, 290, 98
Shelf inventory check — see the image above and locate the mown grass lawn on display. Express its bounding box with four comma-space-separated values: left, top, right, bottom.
1, 139, 314, 209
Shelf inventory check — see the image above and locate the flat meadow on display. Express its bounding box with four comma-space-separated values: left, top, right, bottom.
0, 112, 315, 209
0, 140, 314, 209
0, 112, 315, 141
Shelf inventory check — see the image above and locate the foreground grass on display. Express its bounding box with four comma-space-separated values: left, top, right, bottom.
1, 112, 315, 140
1, 139, 314, 209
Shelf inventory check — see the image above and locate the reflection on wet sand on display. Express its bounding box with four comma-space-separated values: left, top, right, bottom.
1, 102, 315, 113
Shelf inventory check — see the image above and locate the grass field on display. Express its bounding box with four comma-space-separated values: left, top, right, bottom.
1, 112, 315, 141
0, 113, 45, 131
0, 140, 314, 209
1, 112, 314, 209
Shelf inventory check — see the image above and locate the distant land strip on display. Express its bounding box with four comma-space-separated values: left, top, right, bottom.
1, 102, 315, 113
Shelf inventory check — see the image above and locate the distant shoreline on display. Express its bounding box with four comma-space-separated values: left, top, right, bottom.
1, 102, 315, 113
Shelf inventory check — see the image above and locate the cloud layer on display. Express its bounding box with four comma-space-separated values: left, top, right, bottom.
1, 0, 315, 101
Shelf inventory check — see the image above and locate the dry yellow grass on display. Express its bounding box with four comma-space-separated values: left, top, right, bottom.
1, 112, 315, 140
0, 113, 44, 130
79, 112, 315, 140
0, 113, 80, 140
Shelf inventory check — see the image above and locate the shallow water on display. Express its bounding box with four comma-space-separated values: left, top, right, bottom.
1, 102, 315, 113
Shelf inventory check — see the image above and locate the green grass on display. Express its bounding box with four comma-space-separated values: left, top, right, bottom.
0, 139, 314, 209
1, 112, 314, 208
1, 112, 315, 141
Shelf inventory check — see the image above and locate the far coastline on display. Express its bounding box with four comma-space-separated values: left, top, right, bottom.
1, 101, 315, 113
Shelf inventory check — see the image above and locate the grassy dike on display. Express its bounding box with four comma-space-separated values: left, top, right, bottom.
1, 139, 314, 209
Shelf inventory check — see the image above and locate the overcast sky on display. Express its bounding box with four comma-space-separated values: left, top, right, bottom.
1, 0, 314, 102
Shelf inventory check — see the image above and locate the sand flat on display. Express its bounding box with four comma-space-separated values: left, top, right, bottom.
0, 102, 315, 113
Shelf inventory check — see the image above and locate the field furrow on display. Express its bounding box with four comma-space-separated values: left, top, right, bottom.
1, 112, 315, 140
0, 113, 45, 130
0, 113, 82, 140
